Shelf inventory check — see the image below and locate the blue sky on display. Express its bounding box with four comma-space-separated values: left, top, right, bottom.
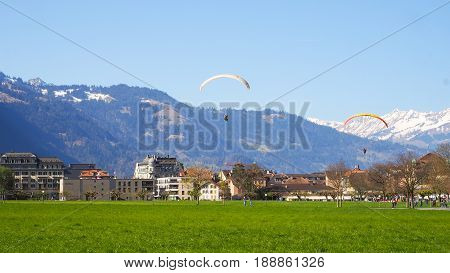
1, 0, 449, 120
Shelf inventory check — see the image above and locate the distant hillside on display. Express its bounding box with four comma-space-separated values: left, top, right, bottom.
0, 71, 415, 176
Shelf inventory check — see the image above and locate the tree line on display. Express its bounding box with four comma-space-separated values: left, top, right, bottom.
326, 143, 449, 208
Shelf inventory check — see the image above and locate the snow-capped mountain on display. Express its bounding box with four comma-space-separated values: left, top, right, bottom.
309, 109, 450, 149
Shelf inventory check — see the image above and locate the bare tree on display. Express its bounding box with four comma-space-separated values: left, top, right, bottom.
294, 190, 311, 201
349, 172, 369, 201
426, 152, 450, 202
183, 166, 213, 205
435, 143, 450, 160
394, 152, 428, 208
218, 180, 231, 205
368, 162, 395, 199
84, 191, 98, 201
325, 161, 349, 207
110, 190, 122, 201
320, 190, 335, 202
60, 191, 71, 201
136, 189, 151, 201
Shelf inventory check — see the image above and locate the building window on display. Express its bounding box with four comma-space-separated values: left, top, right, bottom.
135, 181, 138, 187
118, 182, 121, 186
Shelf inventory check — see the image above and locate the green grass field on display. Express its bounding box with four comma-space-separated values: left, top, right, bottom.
0, 200, 448, 253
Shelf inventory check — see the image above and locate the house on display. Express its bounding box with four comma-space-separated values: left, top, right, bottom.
218, 170, 242, 197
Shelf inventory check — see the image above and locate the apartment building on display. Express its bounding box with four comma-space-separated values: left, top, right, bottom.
0, 152, 64, 199
156, 177, 185, 200
133, 154, 183, 179
199, 182, 220, 201
115, 179, 155, 200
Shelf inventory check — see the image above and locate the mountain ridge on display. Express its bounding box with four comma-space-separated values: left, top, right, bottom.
0, 71, 421, 176
308, 108, 450, 149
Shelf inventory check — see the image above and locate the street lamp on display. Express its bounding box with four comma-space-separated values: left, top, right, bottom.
41, 190, 45, 203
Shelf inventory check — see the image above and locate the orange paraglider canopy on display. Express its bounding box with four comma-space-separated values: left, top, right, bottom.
344, 113, 388, 128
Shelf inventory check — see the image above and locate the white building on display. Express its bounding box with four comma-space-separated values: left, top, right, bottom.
200, 182, 220, 201
133, 154, 182, 179
156, 177, 185, 200
156, 177, 221, 201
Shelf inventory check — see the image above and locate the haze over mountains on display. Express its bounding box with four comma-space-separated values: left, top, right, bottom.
1, 71, 442, 176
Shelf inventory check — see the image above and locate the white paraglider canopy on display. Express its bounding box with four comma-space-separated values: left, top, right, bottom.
199, 74, 250, 91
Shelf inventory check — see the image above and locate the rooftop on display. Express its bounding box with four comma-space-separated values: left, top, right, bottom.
39, 157, 63, 163
1, 152, 37, 158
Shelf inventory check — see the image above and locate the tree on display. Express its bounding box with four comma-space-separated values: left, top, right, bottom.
160, 190, 170, 201
435, 143, 450, 160
13, 190, 30, 200
136, 189, 151, 200
60, 191, 71, 201
231, 163, 264, 199
291, 190, 309, 201
183, 167, 213, 205
85, 191, 98, 201
418, 189, 433, 207
368, 163, 394, 198
0, 166, 14, 202
218, 180, 231, 205
426, 151, 449, 203
349, 172, 369, 201
394, 152, 428, 208
110, 190, 122, 201
325, 161, 349, 207
320, 190, 335, 201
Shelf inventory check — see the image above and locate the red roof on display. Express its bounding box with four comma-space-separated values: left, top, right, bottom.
80, 169, 110, 178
